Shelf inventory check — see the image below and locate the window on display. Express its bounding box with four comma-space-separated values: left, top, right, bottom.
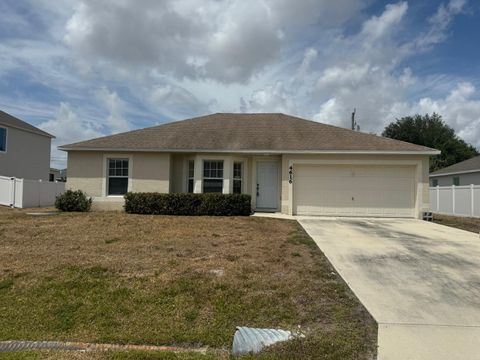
187, 160, 194, 193
431, 179, 438, 187
233, 162, 243, 194
453, 177, 460, 186
108, 159, 129, 195
0, 127, 6, 152
203, 160, 223, 193
49, 173, 55, 182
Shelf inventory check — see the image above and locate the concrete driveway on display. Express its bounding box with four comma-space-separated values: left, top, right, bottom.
298, 217, 480, 360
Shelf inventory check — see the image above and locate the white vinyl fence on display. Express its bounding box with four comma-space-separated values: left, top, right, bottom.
430, 185, 480, 218
0, 176, 65, 208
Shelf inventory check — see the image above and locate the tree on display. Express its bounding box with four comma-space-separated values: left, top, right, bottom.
382, 113, 478, 172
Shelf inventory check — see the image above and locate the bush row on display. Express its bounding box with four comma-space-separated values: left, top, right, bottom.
124, 192, 252, 216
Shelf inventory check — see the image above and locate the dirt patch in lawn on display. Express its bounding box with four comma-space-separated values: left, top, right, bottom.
433, 213, 480, 234
0, 207, 376, 359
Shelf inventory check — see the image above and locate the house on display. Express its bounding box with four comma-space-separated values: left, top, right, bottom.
0, 110, 54, 181
59, 113, 439, 218
49, 168, 67, 182
429, 155, 480, 186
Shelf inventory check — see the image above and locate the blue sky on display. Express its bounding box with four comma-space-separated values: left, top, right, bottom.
0, 0, 479, 168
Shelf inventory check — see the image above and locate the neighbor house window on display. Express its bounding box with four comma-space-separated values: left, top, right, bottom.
187, 160, 194, 193
431, 179, 438, 187
203, 160, 223, 193
233, 162, 243, 194
453, 177, 460, 186
108, 159, 129, 195
0, 127, 6, 152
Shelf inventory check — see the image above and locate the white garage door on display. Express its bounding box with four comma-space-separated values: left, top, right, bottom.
293, 164, 416, 217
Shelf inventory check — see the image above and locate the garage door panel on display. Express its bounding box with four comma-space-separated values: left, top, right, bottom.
293, 165, 415, 217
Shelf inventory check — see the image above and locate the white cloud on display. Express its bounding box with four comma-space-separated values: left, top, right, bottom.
39, 103, 103, 168
395, 82, 480, 148
411, 0, 467, 51
62, 0, 371, 82
146, 83, 212, 119
1, 0, 478, 171
96, 87, 131, 133
241, 81, 297, 114
360, 2, 408, 41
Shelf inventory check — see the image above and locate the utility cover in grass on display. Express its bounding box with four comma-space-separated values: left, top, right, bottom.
232, 326, 300, 355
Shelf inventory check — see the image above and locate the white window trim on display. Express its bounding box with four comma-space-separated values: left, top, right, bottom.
453, 176, 460, 186
0, 126, 7, 153
102, 154, 133, 197
202, 159, 224, 193
233, 161, 244, 194
186, 158, 195, 193
188, 155, 249, 194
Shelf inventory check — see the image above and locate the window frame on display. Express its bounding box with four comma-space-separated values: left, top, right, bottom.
187, 159, 195, 193
203, 160, 224, 193
0, 127, 7, 153
233, 161, 243, 194
107, 158, 130, 196
453, 176, 460, 186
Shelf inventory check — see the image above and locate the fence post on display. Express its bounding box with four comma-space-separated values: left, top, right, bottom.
436, 185, 440, 212
38, 179, 42, 207
472, 184, 475, 217
9, 177, 15, 207
452, 185, 455, 216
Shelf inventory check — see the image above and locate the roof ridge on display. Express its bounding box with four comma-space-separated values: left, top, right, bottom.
431, 154, 480, 175
59, 112, 439, 153
0, 110, 54, 138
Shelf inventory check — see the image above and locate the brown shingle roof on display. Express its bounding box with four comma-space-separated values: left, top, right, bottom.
59, 113, 438, 153
430, 155, 480, 176
0, 110, 54, 138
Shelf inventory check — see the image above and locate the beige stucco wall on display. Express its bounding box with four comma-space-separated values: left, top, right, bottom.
131, 152, 170, 193
0, 126, 51, 180
66, 151, 170, 199
66, 150, 431, 217
66, 151, 105, 196
170, 153, 193, 193
281, 153, 431, 218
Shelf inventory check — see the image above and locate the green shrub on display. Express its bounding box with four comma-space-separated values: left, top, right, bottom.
124, 192, 252, 216
55, 190, 92, 212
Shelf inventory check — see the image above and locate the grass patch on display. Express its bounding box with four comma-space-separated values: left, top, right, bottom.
105, 237, 121, 244
433, 214, 480, 233
0, 207, 376, 359
0, 350, 222, 360
287, 228, 317, 249
0, 276, 14, 290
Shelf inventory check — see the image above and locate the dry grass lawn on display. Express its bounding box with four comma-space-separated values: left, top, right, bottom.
433, 213, 480, 233
0, 207, 376, 359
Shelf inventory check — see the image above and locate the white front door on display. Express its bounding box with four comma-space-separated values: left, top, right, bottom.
256, 161, 278, 210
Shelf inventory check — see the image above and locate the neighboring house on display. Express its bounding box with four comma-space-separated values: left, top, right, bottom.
430, 155, 480, 186
49, 168, 67, 182
59, 113, 439, 218
0, 110, 54, 181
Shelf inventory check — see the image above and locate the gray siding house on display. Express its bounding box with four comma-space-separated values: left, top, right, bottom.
430, 155, 480, 186
0, 110, 54, 181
